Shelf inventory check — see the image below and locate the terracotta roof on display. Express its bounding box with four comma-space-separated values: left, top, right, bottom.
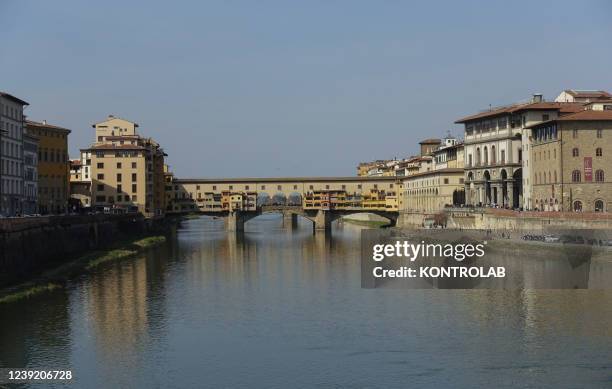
419, 138, 441, 144
565, 90, 612, 99
26, 120, 71, 133
0, 91, 28, 106
401, 168, 464, 179
526, 109, 612, 128
455, 102, 585, 123
86, 144, 145, 151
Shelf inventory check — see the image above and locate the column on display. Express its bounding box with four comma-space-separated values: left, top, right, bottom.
313, 209, 332, 233
506, 181, 514, 209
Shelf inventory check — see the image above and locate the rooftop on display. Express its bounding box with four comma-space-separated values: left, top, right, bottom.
85, 144, 146, 151
526, 109, 612, 128
419, 138, 441, 144
564, 90, 612, 99
455, 102, 585, 123
0, 91, 29, 106
175, 176, 400, 184
26, 120, 71, 133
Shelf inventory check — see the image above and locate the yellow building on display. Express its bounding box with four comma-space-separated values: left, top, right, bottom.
26, 120, 71, 214
402, 169, 465, 212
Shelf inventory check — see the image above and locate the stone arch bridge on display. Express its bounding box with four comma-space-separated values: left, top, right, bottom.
170, 176, 402, 233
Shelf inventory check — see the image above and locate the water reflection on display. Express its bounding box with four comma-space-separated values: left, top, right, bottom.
1, 215, 612, 388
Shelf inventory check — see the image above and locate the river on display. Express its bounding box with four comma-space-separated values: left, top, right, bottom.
1, 215, 612, 388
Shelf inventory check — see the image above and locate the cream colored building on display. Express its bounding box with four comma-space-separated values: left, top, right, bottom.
84, 115, 166, 216
401, 138, 465, 212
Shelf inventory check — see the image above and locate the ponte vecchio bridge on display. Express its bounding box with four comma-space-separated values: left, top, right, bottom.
167, 176, 402, 233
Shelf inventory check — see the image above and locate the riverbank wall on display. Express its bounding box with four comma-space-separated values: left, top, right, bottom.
0, 214, 169, 288
398, 209, 612, 232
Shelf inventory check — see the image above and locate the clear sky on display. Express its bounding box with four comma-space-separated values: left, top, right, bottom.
1, 0, 611, 178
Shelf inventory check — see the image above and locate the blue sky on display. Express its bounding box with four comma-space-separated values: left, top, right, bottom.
1, 0, 611, 177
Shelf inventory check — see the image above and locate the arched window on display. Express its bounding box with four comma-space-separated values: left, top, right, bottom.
572, 170, 581, 182
597, 129, 603, 138
596, 148, 603, 157
595, 200, 604, 212
483, 146, 488, 165
476, 148, 481, 165
573, 201, 583, 212
572, 148, 579, 157
595, 170, 604, 182
491, 145, 496, 164
501, 150, 505, 164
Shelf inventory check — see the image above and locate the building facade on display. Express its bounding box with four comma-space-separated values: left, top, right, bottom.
0, 92, 28, 216
85, 115, 166, 216
457, 96, 584, 209
23, 132, 39, 214
26, 120, 71, 214
528, 110, 612, 212
69, 159, 91, 209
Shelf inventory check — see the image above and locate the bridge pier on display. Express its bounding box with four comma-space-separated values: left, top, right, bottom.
225, 210, 246, 232
282, 212, 298, 229
313, 210, 332, 234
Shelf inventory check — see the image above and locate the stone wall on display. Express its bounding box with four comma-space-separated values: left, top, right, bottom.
0, 214, 155, 287
398, 209, 612, 232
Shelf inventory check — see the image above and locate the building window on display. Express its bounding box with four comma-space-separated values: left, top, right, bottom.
117, 173, 122, 182
245, 185, 249, 190
261, 185, 265, 190
132, 184, 137, 193
542, 114, 549, 121
97, 162, 104, 168
277, 185, 281, 191
572, 129, 578, 138
595, 200, 604, 212
573, 200, 582, 212
132, 162, 137, 169
572, 170, 581, 182
229, 185, 233, 190
596, 148, 603, 157
131, 173, 137, 181
357, 184, 362, 189
293, 185, 298, 190
132, 195, 137, 201
309, 185, 314, 190
117, 162, 122, 168
595, 170, 604, 182
443, 178, 449, 184
597, 129, 603, 138
500, 150, 505, 164
572, 148, 579, 157
212, 185, 217, 190
117, 184, 122, 193
97, 173, 104, 179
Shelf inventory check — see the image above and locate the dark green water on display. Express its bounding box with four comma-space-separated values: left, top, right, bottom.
1, 215, 612, 388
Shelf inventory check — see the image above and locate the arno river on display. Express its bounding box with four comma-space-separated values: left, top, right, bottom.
1, 215, 612, 388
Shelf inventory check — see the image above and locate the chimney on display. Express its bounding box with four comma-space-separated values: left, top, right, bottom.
532, 93, 543, 103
